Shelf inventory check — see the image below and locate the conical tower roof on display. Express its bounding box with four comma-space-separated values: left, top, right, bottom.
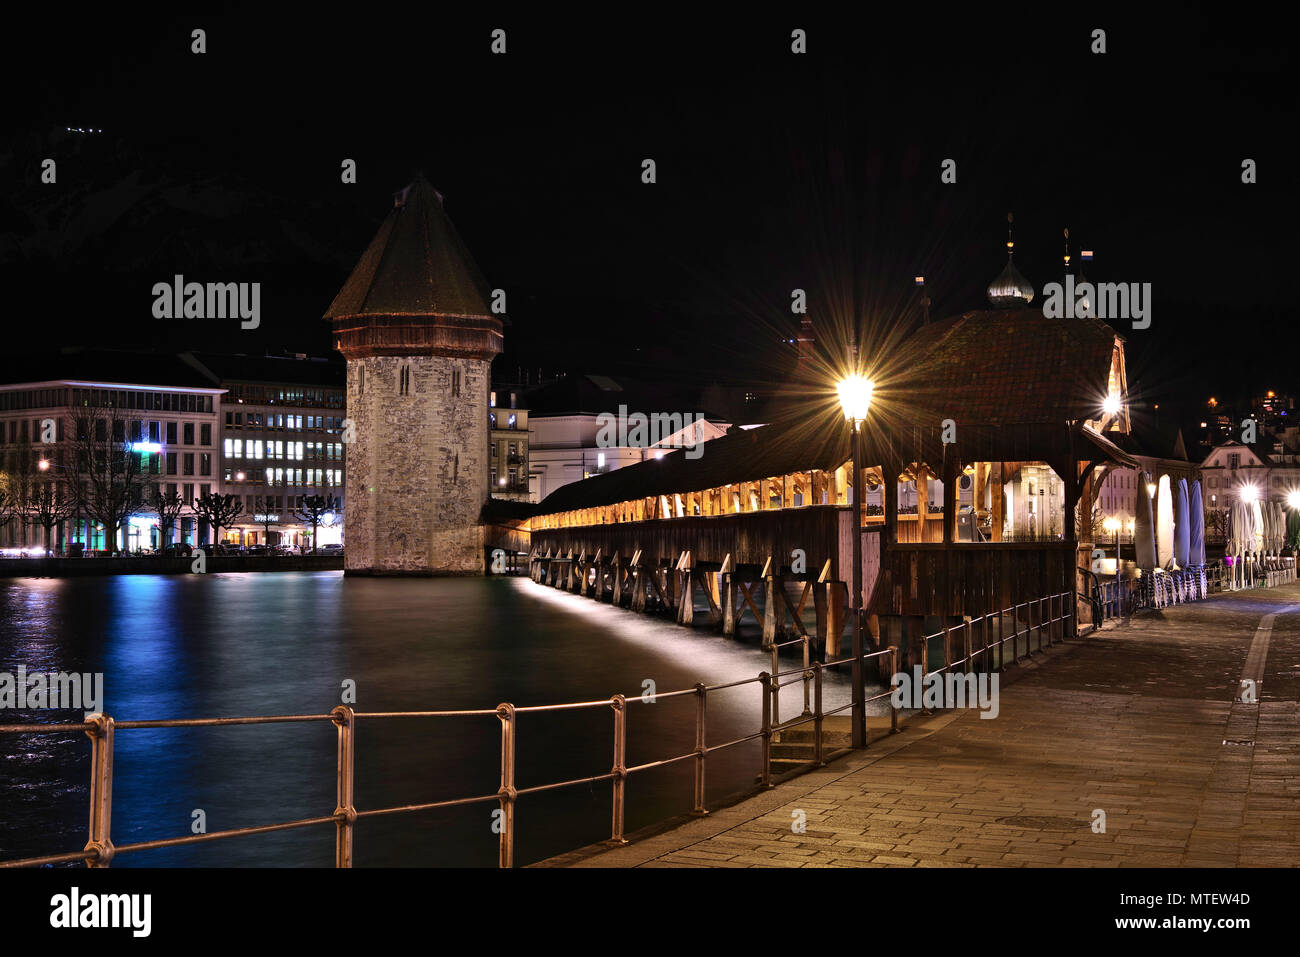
325, 174, 493, 320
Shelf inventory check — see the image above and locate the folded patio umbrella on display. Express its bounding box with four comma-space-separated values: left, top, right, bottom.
1189, 480, 1206, 565
1156, 476, 1175, 569
1249, 499, 1264, 554
1174, 478, 1191, 568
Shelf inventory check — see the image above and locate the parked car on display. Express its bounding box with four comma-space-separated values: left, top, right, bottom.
246, 544, 269, 556
320, 543, 344, 554
212, 543, 244, 556
160, 542, 193, 557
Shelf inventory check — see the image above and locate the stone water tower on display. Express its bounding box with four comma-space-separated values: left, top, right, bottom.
325, 175, 503, 574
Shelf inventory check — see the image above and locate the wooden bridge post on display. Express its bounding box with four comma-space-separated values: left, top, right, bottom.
565, 550, 576, 592
578, 550, 590, 597
761, 556, 784, 650
677, 551, 694, 626
824, 581, 846, 657
630, 550, 647, 612
721, 554, 736, 638
612, 553, 624, 606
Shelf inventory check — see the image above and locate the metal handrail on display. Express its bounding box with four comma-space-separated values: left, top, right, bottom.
0, 590, 1070, 869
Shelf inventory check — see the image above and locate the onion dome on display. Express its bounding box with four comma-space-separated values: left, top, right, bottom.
987, 213, 1034, 307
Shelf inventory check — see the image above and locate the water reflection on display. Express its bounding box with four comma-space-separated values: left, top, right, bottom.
1, 573, 862, 866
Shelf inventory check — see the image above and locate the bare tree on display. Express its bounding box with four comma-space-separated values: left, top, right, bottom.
192, 492, 244, 547
294, 493, 339, 555
68, 400, 152, 556
31, 480, 75, 554
253, 495, 279, 547
148, 486, 185, 549
0, 446, 40, 546
0, 482, 17, 546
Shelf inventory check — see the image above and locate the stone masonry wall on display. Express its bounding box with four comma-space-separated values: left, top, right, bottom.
344, 354, 489, 575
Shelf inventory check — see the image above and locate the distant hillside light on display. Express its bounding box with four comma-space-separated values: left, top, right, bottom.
836, 375, 874, 424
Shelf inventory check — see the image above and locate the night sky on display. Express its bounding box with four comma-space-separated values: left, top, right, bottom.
2, 7, 1293, 423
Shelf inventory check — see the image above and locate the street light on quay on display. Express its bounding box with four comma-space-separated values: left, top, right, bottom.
836, 372, 874, 749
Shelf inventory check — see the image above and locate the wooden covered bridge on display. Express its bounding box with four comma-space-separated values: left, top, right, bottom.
527, 308, 1138, 669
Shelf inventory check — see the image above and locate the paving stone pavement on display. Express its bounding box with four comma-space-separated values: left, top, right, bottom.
539, 583, 1300, 868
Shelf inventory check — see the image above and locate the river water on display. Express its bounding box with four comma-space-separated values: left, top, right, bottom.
0, 572, 865, 867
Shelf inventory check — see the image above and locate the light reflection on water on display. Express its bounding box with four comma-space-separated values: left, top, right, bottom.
0, 572, 869, 867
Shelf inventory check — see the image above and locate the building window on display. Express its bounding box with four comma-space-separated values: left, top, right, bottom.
399, 365, 411, 396
166, 452, 178, 475
200, 453, 211, 476
452, 369, 461, 397
508, 413, 517, 429
183, 453, 195, 476
183, 422, 194, 445
167, 421, 178, 444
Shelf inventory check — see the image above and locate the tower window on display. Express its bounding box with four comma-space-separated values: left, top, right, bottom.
452, 369, 461, 397
398, 364, 412, 396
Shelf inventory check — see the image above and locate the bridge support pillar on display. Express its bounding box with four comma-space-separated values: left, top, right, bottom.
722, 574, 736, 637
678, 570, 694, 625
762, 575, 785, 650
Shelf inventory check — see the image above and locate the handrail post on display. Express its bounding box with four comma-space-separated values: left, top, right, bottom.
801, 634, 812, 716
997, 608, 1005, 673
962, 620, 972, 676
609, 695, 629, 845
84, 713, 115, 868
888, 646, 899, 734
1021, 602, 1030, 659
813, 663, 825, 765
942, 622, 952, 707
919, 627, 932, 715
1038, 597, 1044, 652
496, 703, 517, 868
770, 643, 781, 727
330, 705, 357, 868
692, 684, 708, 816
759, 673, 773, 787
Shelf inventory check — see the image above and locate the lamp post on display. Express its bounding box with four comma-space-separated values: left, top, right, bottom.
836, 373, 874, 749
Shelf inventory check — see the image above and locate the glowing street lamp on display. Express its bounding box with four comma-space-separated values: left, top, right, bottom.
1102, 392, 1121, 418
1102, 516, 1121, 564
38, 459, 50, 471
1288, 490, 1300, 512
836, 375, 874, 425
836, 372, 874, 749
1241, 484, 1259, 503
